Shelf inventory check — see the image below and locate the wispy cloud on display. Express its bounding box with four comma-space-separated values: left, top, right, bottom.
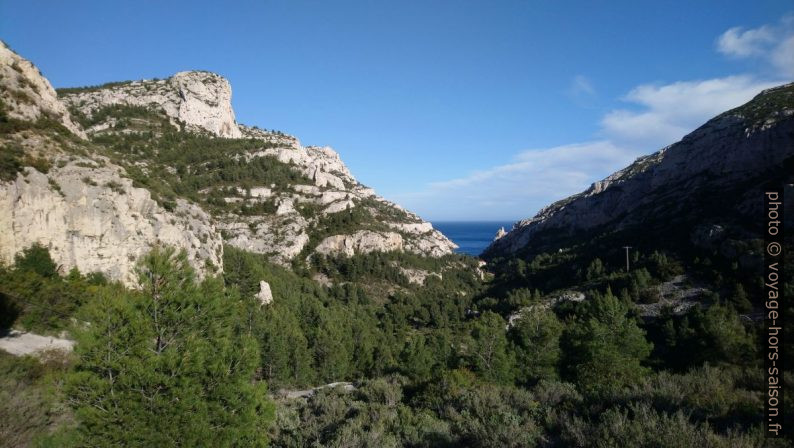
567, 74, 595, 97
716, 15, 794, 76
717, 25, 775, 57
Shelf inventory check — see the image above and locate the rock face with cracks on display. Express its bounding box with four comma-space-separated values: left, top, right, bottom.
0, 160, 223, 286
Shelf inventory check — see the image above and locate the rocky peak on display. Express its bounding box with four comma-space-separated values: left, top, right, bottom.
59, 70, 242, 138
0, 41, 85, 137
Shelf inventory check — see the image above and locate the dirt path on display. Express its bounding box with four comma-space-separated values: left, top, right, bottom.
0, 330, 75, 356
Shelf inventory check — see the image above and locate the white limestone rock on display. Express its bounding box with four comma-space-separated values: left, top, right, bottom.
0, 159, 223, 286
239, 124, 300, 148
60, 71, 242, 138
323, 200, 355, 215
276, 198, 296, 215
222, 216, 310, 264
315, 231, 404, 257
8, 45, 458, 266
256, 280, 273, 305
397, 265, 442, 285
249, 187, 273, 199
239, 145, 457, 259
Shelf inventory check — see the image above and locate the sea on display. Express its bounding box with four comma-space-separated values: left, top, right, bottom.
432, 221, 515, 257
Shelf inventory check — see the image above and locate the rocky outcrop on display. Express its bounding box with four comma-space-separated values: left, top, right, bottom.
220, 145, 456, 261
634, 275, 705, 318
256, 280, 273, 305
60, 71, 242, 138
401, 228, 459, 257
0, 41, 85, 137
397, 265, 442, 285
0, 159, 223, 286
506, 290, 585, 328
0, 45, 223, 285
315, 231, 404, 257
485, 83, 794, 258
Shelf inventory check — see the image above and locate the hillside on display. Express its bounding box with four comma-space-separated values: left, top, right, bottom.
484, 82, 794, 260
0, 41, 455, 286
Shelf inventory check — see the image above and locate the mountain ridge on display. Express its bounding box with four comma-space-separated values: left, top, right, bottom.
485, 82, 794, 259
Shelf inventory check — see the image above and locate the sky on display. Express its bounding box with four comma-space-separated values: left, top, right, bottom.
1, 1, 792, 221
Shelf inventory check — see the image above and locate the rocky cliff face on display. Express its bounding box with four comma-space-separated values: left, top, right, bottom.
0, 44, 455, 285
0, 159, 223, 285
485, 83, 794, 258
60, 71, 242, 138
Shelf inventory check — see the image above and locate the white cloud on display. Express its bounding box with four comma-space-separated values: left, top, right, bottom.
717, 25, 775, 57
394, 141, 641, 220
602, 76, 781, 149
716, 15, 794, 76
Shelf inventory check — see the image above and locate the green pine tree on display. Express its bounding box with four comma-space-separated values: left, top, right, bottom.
510, 306, 563, 385
66, 246, 273, 447
561, 291, 652, 395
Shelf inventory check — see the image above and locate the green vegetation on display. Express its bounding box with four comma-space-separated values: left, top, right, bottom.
0, 351, 74, 448
0, 245, 276, 446
718, 82, 794, 126
0, 142, 25, 181
66, 247, 273, 446
2, 238, 788, 446
55, 80, 134, 95
0, 244, 105, 334
0, 96, 76, 142
560, 290, 652, 395
69, 104, 313, 215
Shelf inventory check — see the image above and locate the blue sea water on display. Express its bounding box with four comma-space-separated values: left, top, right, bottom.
432, 221, 515, 257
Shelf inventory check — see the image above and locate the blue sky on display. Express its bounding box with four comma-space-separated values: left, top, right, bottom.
2, 1, 792, 220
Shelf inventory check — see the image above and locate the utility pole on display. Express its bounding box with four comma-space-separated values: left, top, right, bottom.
622, 246, 632, 272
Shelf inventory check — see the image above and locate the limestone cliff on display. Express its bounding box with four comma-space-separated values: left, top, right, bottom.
0, 159, 223, 285
57, 66, 456, 265
0, 43, 456, 285
484, 82, 794, 258
0, 44, 219, 283
60, 71, 241, 138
